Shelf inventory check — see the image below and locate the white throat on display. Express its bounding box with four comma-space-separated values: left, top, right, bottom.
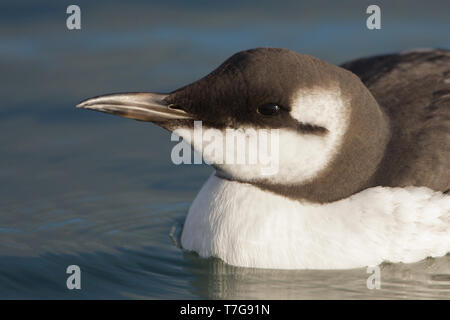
181, 173, 450, 269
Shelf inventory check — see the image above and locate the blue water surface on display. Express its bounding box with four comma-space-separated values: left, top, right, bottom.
0, 0, 449, 299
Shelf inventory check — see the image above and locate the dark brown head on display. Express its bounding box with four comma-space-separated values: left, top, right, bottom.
77, 48, 390, 202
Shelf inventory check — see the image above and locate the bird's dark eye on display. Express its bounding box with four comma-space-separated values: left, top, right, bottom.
257, 103, 280, 116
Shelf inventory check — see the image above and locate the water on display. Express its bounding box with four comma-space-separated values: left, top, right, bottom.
0, 0, 449, 299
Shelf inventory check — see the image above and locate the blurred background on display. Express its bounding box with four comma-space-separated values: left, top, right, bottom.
0, 0, 449, 299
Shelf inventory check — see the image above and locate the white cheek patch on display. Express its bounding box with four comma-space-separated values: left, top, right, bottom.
278, 87, 350, 184
170, 87, 350, 185
290, 87, 350, 134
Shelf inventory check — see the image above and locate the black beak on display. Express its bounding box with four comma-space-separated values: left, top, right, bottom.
76, 92, 192, 122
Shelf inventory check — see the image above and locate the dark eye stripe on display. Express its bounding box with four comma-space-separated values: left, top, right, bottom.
258, 103, 280, 116
296, 122, 329, 135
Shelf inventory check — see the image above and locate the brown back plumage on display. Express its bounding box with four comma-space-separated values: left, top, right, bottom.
342, 49, 450, 192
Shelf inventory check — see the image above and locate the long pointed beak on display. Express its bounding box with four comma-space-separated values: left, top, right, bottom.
76, 92, 192, 122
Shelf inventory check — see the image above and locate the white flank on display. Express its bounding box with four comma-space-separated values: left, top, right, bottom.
181, 174, 450, 270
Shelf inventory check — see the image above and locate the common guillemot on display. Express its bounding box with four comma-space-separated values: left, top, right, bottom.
77, 48, 450, 269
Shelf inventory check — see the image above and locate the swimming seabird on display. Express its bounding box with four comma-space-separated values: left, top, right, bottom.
77, 48, 450, 269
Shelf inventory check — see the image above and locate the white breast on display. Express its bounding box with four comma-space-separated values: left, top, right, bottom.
181, 173, 450, 269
